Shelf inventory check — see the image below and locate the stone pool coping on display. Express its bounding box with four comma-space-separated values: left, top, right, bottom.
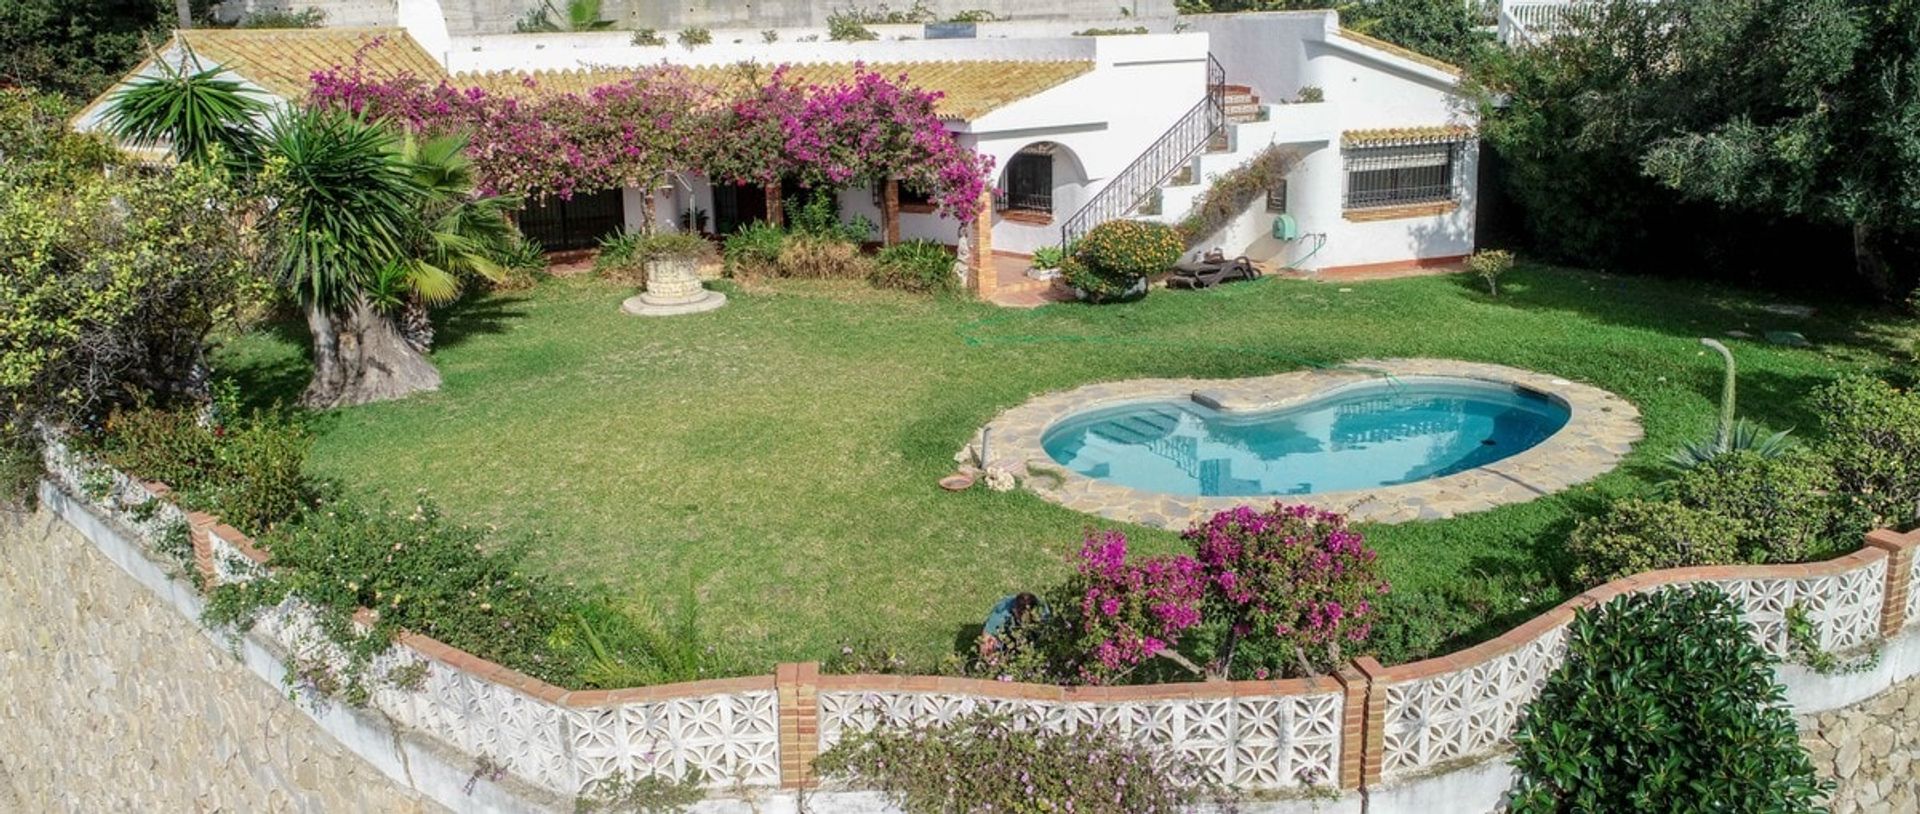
970, 359, 1643, 526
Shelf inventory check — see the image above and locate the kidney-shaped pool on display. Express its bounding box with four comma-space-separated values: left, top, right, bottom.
1040, 377, 1573, 497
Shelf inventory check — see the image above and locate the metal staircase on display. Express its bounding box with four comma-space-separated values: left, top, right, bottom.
1057, 55, 1227, 249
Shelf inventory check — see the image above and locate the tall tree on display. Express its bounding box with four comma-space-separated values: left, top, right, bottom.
0, 0, 181, 98
1479, 0, 1920, 298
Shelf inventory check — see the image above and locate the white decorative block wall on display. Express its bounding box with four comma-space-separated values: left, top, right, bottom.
817, 689, 1344, 789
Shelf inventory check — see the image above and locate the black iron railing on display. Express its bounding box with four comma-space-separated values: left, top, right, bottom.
1058, 54, 1227, 250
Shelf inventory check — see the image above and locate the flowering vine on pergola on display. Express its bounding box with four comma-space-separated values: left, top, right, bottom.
307, 60, 995, 231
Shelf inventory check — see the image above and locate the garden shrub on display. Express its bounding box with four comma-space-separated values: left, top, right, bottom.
1183, 504, 1389, 679
94, 403, 317, 535
1673, 450, 1866, 565
826, 12, 879, 42
1364, 571, 1553, 667
1810, 375, 1920, 530
1566, 498, 1741, 585
1030, 244, 1066, 270
869, 239, 956, 293
1508, 586, 1827, 811
814, 712, 1223, 814
1062, 219, 1183, 302
204, 497, 578, 697
1059, 530, 1206, 684
786, 187, 873, 243
676, 26, 711, 46
774, 233, 875, 280
1467, 248, 1514, 296
722, 221, 785, 276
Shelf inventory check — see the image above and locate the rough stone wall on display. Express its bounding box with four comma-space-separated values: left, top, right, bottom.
1803, 676, 1920, 814
0, 509, 442, 814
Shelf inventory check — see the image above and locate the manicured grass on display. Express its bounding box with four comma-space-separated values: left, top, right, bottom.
217, 267, 1912, 672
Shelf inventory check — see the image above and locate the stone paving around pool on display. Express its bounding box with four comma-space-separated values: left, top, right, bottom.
968, 359, 1643, 527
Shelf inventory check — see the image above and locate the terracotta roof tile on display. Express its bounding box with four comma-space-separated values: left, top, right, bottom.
1342, 125, 1475, 146
173, 27, 446, 99
450, 59, 1094, 121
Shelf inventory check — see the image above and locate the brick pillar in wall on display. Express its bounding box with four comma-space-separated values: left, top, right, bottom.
775, 662, 821, 789
969, 188, 995, 300
1866, 529, 1919, 637
1333, 664, 1370, 790
883, 178, 901, 246
1351, 657, 1389, 791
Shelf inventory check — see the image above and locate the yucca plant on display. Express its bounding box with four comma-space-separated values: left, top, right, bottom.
102, 44, 269, 168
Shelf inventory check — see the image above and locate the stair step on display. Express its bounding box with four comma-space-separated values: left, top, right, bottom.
1224, 93, 1258, 105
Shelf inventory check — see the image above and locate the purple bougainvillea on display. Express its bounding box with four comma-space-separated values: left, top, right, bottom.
307, 56, 992, 220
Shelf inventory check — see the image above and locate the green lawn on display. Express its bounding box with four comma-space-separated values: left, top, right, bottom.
217, 267, 1912, 671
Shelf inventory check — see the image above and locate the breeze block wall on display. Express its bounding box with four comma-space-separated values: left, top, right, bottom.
9, 432, 1920, 813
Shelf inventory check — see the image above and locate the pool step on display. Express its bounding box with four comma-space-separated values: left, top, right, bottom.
1087, 407, 1185, 445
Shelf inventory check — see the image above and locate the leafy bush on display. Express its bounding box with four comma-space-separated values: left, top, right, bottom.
204, 497, 578, 698
1566, 498, 1741, 584
1508, 586, 1827, 811
815, 713, 1224, 813
1062, 220, 1182, 302
1073, 26, 1150, 36
557, 586, 734, 688
1295, 86, 1324, 103
722, 221, 785, 276
676, 27, 711, 47
1364, 572, 1553, 666
1673, 450, 1866, 565
774, 233, 876, 280
631, 29, 665, 46
786, 187, 872, 242
95, 403, 317, 535
827, 12, 880, 42
1810, 375, 1920, 530
1467, 248, 1514, 296
870, 239, 956, 293
1184, 504, 1389, 678
236, 8, 326, 27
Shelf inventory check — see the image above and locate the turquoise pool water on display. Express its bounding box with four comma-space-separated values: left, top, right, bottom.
1040, 379, 1572, 497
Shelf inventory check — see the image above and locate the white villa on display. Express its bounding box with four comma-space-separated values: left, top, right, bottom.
76, 5, 1479, 301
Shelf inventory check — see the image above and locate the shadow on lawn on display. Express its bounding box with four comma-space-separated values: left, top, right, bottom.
1453, 264, 1913, 362
218, 291, 532, 414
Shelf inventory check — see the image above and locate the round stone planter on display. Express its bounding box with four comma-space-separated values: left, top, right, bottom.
620, 256, 726, 317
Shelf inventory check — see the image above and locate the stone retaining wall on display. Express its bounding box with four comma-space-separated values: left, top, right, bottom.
0, 509, 440, 814
1804, 676, 1920, 814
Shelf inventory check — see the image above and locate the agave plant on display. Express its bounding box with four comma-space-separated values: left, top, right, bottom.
1669, 418, 1796, 469
102, 44, 269, 168
1670, 338, 1795, 469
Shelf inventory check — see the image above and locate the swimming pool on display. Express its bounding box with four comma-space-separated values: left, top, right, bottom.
1040, 378, 1573, 497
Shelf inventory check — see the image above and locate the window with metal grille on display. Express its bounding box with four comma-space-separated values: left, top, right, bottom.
1343, 140, 1461, 209
1002, 150, 1054, 214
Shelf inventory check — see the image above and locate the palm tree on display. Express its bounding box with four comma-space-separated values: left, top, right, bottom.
104, 61, 528, 408
515, 0, 615, 32
262, 108, 443, 407
378, 131, 523, 353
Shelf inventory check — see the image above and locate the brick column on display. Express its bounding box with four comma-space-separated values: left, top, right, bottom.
1333, 664, 1370, 791
775, 662, 820, 789
1351, 657, 1390, 790
882, 178, 901, 246
969, 188, 995, 300
1865, 529, 1919, 637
